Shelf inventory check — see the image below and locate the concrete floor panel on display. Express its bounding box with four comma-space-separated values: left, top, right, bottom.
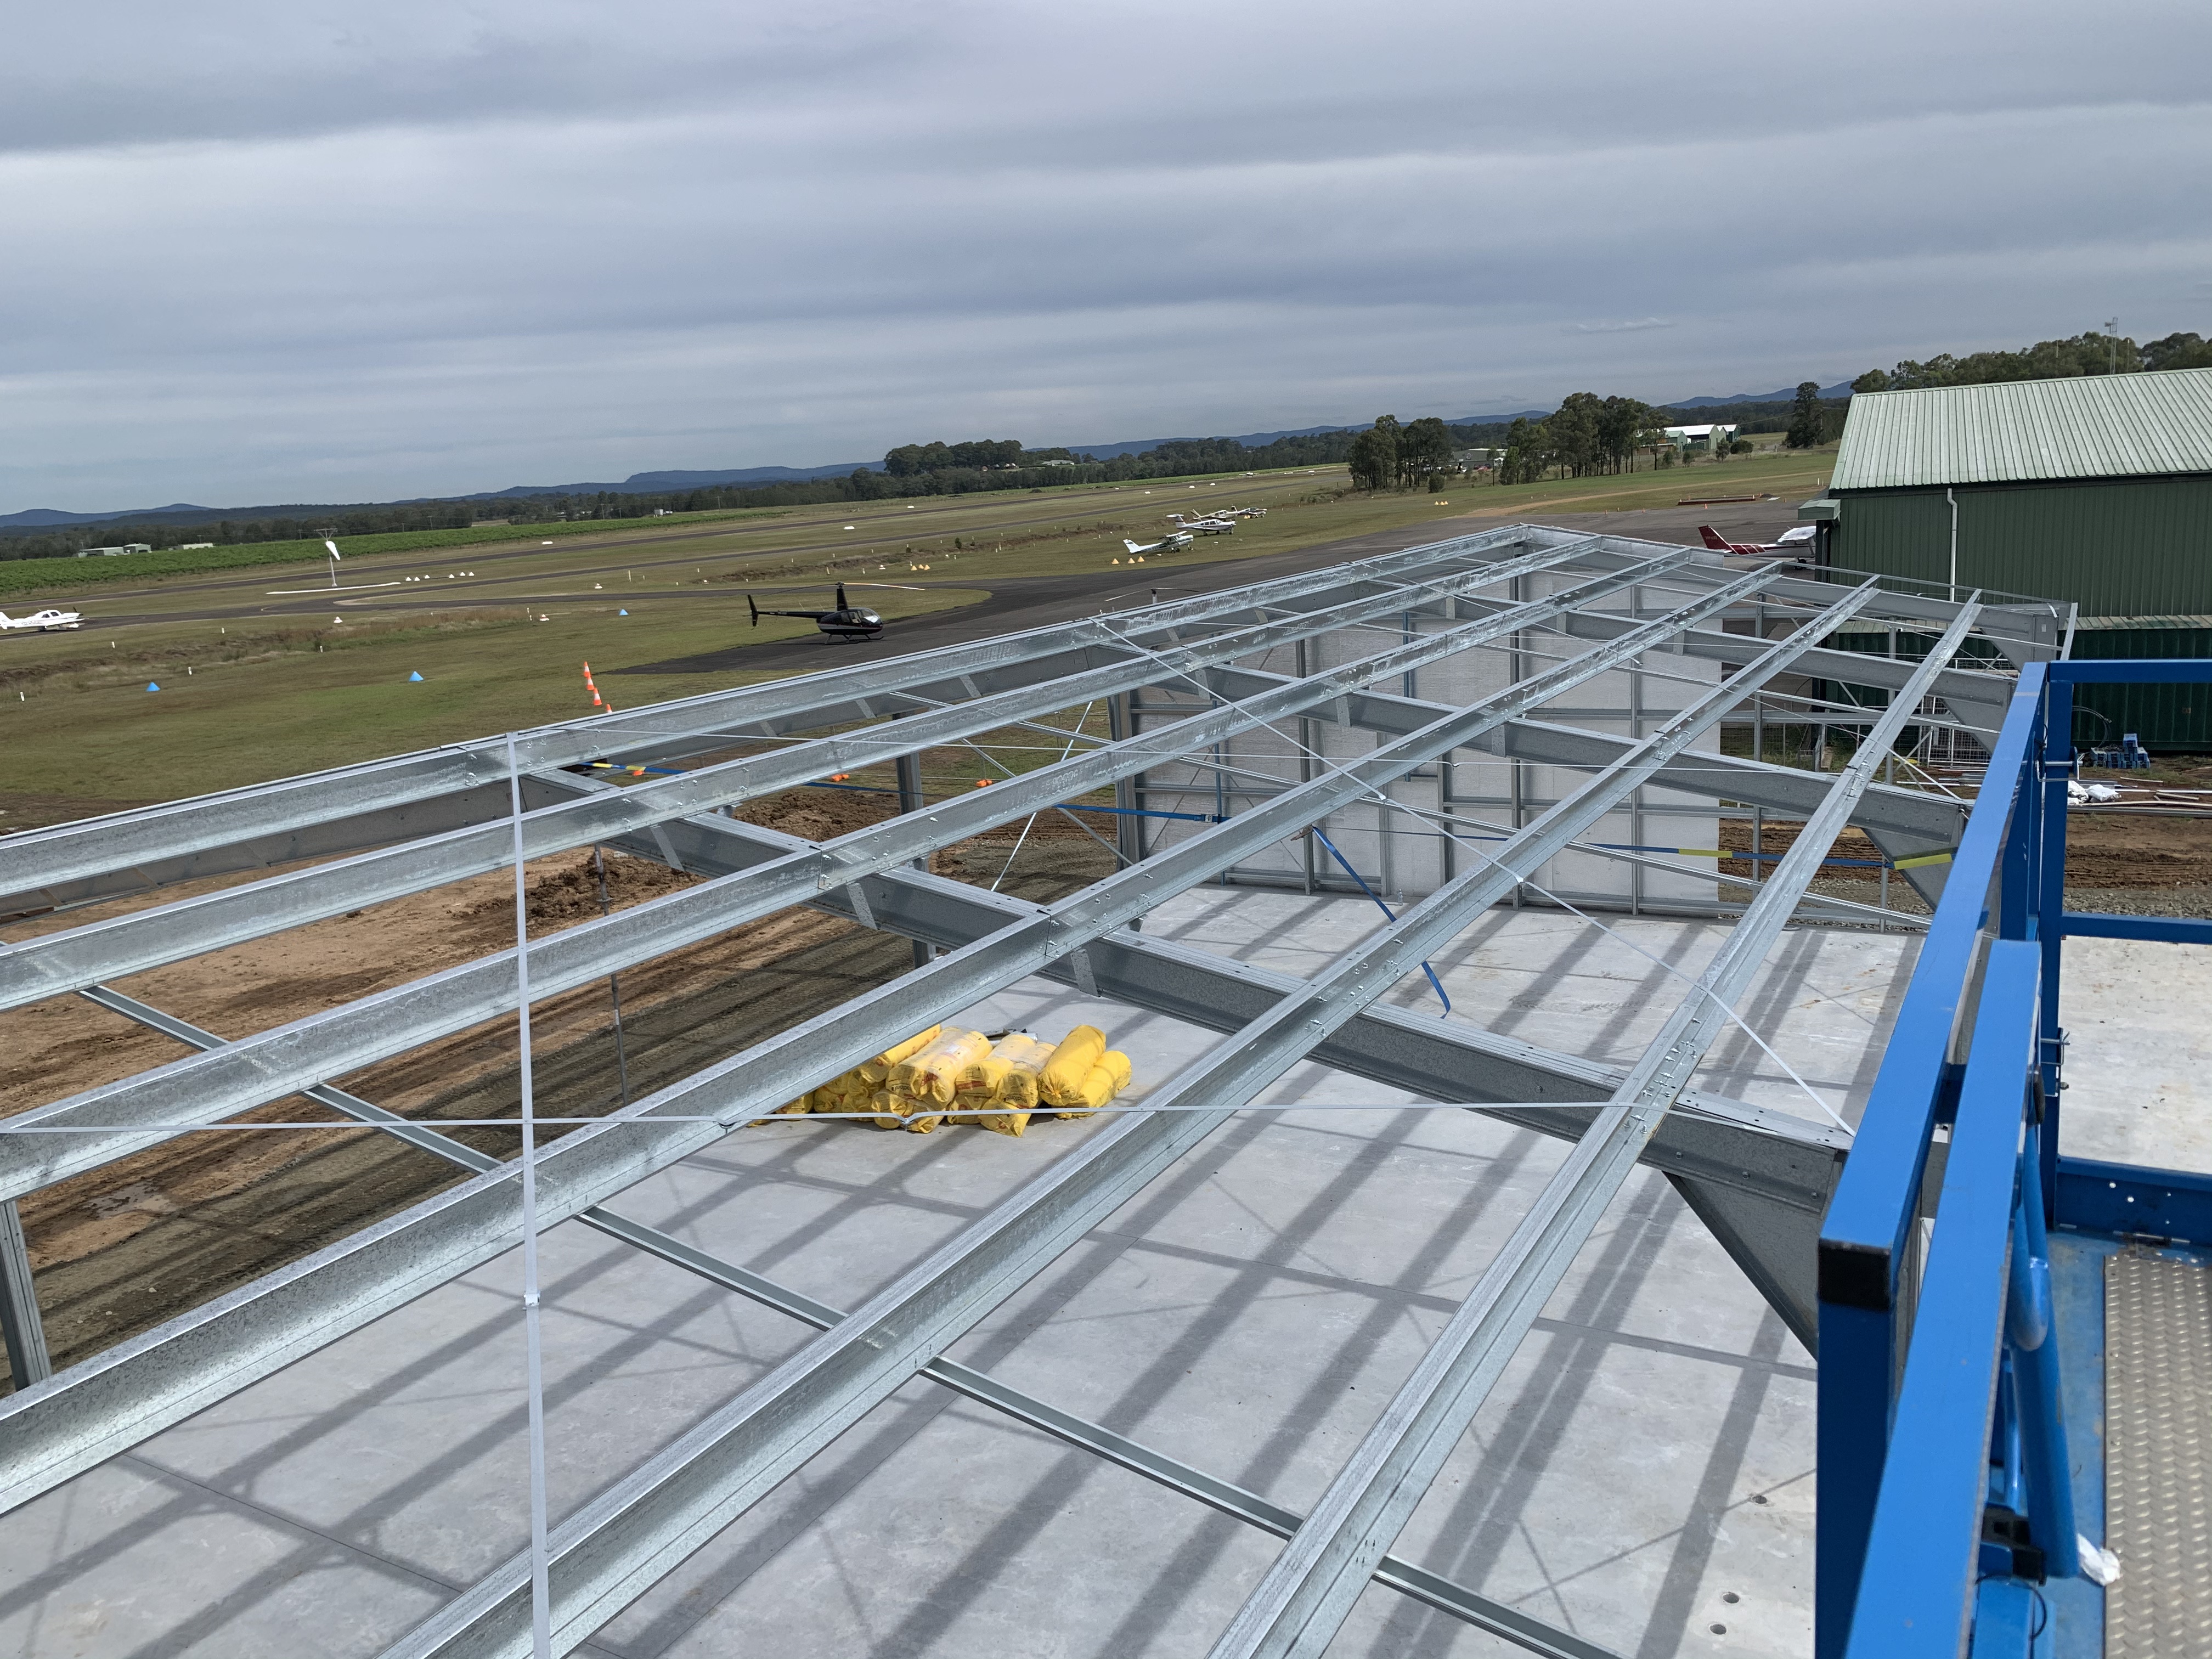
0, 896, 1907, 1656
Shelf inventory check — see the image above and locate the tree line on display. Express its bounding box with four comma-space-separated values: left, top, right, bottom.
1344, 390, 1812, 493
0, 432, 1366, 562
1853, 328, 2212, 392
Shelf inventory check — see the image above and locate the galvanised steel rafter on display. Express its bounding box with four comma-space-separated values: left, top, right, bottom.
0, 551, 1790, 1509
0, 526, 1545, 915
1203, 602, 1988, 1659
0, 528, 2027, 1659
371, 569, 1893, 1659
0, 540, 1686, 1011
0, 545, 1709, 1192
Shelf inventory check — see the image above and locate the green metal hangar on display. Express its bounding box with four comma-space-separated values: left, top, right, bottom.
1803, 366, 2212, 745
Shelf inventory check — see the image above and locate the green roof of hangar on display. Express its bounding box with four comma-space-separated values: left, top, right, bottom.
1831, 365, 2212, 491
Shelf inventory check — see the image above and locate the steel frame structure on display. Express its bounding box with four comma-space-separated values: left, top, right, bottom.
0, 526, 2041, 1658
1819, 656, 2212, 1659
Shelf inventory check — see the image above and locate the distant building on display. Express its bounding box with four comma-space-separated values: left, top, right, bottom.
1455, 448, 1498, 469
1661, 424, 1738, 450
176, 541, 215, 550
1804, 367, 2212, 614
1804, 365, 2212, 746
76, 545, 148, 557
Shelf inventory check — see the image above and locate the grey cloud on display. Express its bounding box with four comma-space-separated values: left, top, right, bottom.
4, 0, 2208, 509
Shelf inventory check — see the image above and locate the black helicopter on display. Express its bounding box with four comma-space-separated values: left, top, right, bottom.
746, 582, 885, 641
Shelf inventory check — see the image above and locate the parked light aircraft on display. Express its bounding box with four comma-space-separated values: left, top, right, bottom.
1698, 524, 1818, 556
746, 582, 885, 641
1123, 532, 1194, 557
0, 607, 84, 633
1167, 513, 1237, 535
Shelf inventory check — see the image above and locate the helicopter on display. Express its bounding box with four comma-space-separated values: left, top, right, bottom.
746, 581, 886, 641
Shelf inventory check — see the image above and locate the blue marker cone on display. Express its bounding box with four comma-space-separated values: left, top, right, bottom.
618, 608, 629, 616
408, 671, 423, 681
146, 681, 160, 692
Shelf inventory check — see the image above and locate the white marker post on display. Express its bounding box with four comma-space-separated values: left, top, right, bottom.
324, 539, 341, 589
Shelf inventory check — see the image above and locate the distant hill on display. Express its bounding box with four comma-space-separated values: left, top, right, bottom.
457, 462, 878, 500
1666, 381, 1854, 408
0, 502, 217, 529
0, 385, 1836, 529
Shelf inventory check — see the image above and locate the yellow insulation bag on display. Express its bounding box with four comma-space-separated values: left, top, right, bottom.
1038, 1025, 1107, 1107
992, 1034, 1052, 1113
752, 1090, 815, 1126
869, 1089, 912, 1130
954, 1051, 1012, 1108
1054, 1049, 1132, 1120
1054, 1065, 1116, 1119
861, 1026, 942, 1084
813, 1073, 869, 1116
1095, 1050, 1132, 1094
977, 1034, 1052, 1136
896, 1028, 991, 1105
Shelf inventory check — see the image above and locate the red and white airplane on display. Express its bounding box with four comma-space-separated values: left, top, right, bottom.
1698, 524, 1818, 556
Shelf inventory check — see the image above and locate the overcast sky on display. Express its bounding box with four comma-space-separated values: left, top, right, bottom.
6, 1, 2208, 511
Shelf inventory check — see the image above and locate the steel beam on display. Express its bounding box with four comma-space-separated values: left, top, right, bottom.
373, 568, 1870, 1658
1203, 602, 1985, 1659
0, 527, 1549, 915
76, 982, 1618, 1659
0, 1200, 48, 1390
0, 540, 1660, 1013
0, 562, 1802, 1517
616, 803, 1849, 1203
0, 551, 1697, 1198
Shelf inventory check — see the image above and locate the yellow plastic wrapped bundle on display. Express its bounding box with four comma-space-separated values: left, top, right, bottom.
895, 1028, 991, 1105
992, 1034, 1052, 1113
975, 1033, 1053, 1136
1038, 1025, 1107, 1108
869, 1088, 911, 1130
752, 1089, 815, 1126
861, 1026, 942, 1085
953, 1049, 1012, 1120
1054, 1048, 1132, 1120
811, 1073, 870, 1118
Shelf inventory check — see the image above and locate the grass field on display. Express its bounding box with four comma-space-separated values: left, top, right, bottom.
0, 449, 1836, 822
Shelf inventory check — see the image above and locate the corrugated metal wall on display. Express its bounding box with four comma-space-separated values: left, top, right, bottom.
2069, 626, 2212, 751
1831, 475, 2212, 616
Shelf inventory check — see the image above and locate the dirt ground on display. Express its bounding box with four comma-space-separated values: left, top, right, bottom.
0, 781, 1115, 1386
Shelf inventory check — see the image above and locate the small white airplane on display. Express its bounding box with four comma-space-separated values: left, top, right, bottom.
1215, 504, 1267, 520
1166, 513, 1236, 535
0, 606, 84, 633
1123, 532, 1194, 557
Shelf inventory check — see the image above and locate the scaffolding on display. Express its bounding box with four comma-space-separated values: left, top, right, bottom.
0, 525, 2062, 1657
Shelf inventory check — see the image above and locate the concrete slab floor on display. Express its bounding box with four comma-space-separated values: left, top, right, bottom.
0, 895, 1921, 1658
2057, 935, 2212, 1174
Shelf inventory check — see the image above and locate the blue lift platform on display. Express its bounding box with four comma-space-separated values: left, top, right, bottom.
1819, 658, 2212, 1658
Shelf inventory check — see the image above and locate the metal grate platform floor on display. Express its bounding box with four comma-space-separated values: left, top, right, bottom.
2106, 1249, 2212, 1658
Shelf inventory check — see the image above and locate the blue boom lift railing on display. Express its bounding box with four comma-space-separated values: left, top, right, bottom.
1816, 658, 2212, 1658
